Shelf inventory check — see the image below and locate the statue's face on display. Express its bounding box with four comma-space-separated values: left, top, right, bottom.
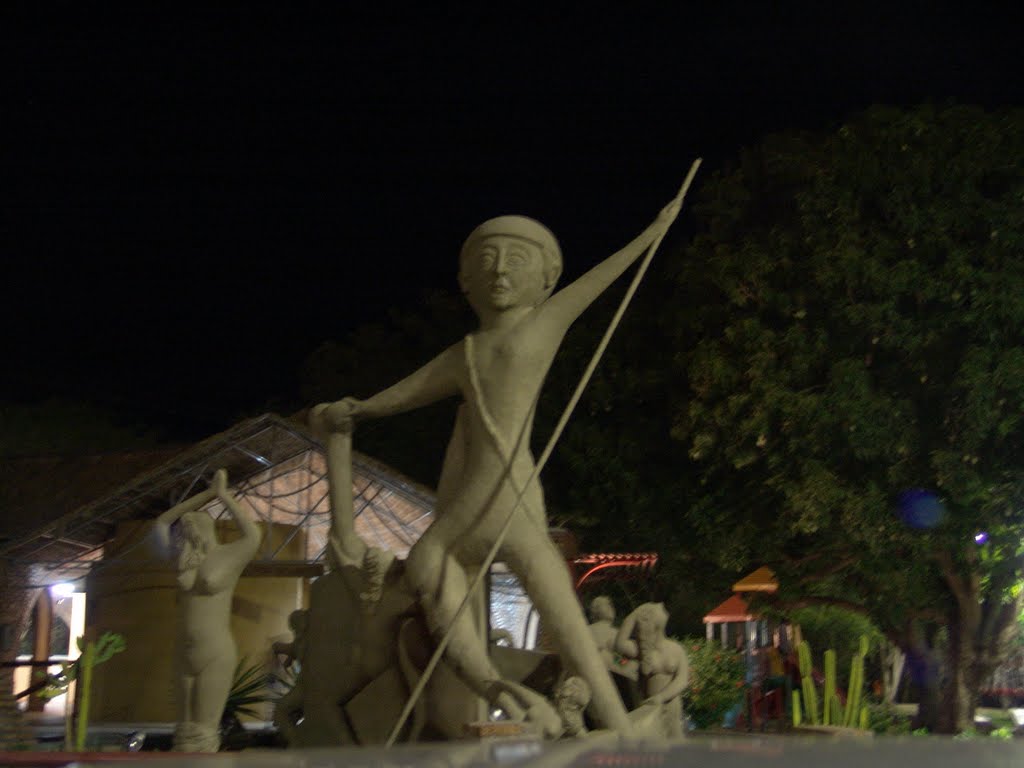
174, 512, 214, 570
590, 597, 614, 622
635, 603, 668, 643
180, 511, 215, 547
459, 235, 548, 315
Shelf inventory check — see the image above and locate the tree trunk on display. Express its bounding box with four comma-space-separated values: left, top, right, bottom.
939, 617, 975, 733
900, 618, 969, 733
907, 641, 943, 731
935, 546, 1024, 733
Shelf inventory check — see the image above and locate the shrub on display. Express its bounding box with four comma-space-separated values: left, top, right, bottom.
863, 700, 912, 734
681, 638, 746, 729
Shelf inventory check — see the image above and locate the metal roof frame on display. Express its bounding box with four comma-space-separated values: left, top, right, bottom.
1, 414, 436, 586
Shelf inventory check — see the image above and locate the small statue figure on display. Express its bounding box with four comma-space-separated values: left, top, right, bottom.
273, 609, 308, 670
587, 596, 619, 669
272, 610, 308, 745
312, 201, 681, 735
154, 469, 263, 752
554, 676, 591, 737
615, 603, 689, 739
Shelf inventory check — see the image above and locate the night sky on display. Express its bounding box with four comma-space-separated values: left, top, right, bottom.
5, 5, 1022, 441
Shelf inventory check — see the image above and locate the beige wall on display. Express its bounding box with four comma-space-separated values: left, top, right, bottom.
86, 519, 306, 723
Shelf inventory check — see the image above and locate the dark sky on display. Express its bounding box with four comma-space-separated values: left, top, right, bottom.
4, 5, 1022, 439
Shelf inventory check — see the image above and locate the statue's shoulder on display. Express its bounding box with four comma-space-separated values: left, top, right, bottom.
442, 336, 470, 378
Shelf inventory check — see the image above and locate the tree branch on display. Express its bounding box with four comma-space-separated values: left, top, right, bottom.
934, 546, 971, 610
793, 556, 860, 585
979, 555, 1024, 649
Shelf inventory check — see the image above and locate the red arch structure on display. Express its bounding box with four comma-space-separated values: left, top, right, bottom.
571, 552, 659, 590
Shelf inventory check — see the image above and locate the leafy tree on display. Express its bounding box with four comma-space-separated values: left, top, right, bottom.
672, 104, 1024, 731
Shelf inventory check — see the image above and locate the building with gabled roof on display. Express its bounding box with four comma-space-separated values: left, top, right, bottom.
1, 413, 441, 722
1, 413, 436, 589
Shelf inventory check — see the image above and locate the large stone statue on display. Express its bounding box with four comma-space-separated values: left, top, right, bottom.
614, 603, 689, 738
312, 200, 681, 736
154, 469, 263, 752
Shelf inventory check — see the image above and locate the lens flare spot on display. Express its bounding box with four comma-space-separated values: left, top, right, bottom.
897, 489, 947, 529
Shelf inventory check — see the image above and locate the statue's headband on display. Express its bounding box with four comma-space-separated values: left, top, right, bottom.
460, 215, 562, 267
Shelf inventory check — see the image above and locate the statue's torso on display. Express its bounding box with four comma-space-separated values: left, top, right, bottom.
176, 557, 238, 672
426, 320, 561, 557
639, 641, 683, 695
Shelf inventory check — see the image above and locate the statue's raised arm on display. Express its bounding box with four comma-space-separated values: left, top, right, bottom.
210, 469, 263, 573
614, 607, 642, 660
535, 197, 682, 334
311, 343, 462, 433
153, 478, 219, 555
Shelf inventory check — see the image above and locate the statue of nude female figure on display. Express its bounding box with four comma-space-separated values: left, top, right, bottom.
153, 469, 263, 751
615, 603, 690, 738
313, 200, 679, 735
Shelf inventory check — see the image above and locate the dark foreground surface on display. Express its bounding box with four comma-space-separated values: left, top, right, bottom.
6, 733, 1022, 768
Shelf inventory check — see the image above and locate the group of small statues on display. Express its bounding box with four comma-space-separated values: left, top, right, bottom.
156, 193, 694, 749
586, 597, 689, 738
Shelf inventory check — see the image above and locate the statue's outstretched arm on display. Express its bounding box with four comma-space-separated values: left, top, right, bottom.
313, 343, 461, 431
537, 199, 681, 332
614, 611, 640, 659
152, 483, 219, 552
213, 469, 264, 560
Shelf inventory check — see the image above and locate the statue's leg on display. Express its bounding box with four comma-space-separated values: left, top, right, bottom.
663, 696, 684, 738
175, 670, 194, 724
405, 537, 525, 720
189, 648, 236, 751
502, 532, 634, 735
172, 673, 196, 751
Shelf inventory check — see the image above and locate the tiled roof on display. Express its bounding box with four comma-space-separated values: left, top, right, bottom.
702, 593, 755, 624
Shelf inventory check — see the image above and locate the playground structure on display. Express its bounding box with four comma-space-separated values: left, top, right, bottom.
702, 567, 794, 730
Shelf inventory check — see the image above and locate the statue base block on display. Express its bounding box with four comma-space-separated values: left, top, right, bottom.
464, 721, 532, 739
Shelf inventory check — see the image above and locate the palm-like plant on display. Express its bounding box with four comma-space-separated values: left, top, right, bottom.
220, 657, 272, 745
